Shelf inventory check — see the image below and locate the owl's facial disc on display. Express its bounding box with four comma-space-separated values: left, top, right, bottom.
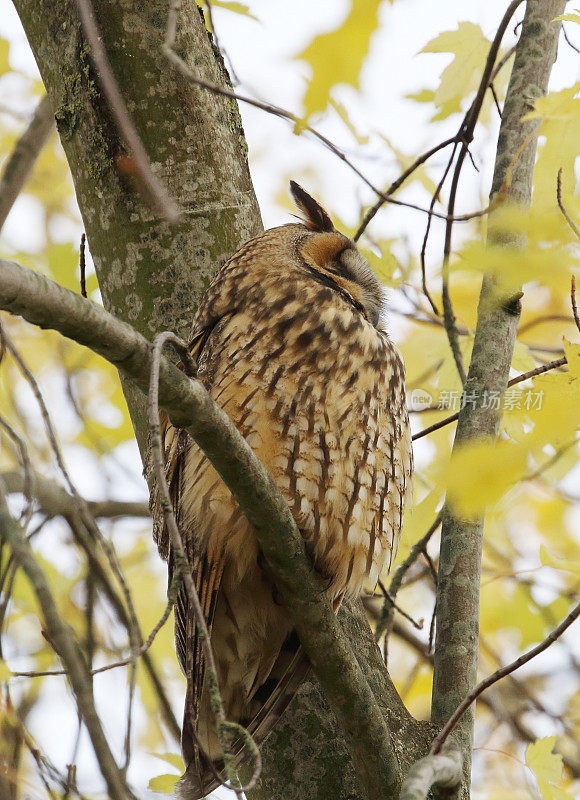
337, 246, 383, 327
299, 232, 384, 327
290, 182, 384, 327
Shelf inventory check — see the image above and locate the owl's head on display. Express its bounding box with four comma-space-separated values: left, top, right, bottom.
290, 181, 384, 327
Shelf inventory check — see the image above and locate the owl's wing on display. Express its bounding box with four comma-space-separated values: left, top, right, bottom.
151, 325, 229, 783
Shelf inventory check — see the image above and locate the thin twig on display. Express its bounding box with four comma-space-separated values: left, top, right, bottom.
353, 137, 457, 242
148, 331, 260, 796
12, 575, 179, 679
376, 513, 443, 645
79, 234, 87, 299
74, 0, 181, 223
562, 24, 580, 54
0, 414, 34, 532
412, 356, 568, 441
430, 599, 580, 755
0, 95, 54, 234
163, 3, 490, 227
489, 83, 502, 118
377, 581, 424, 631
572, 277, 580, 334
556, 168, 580, 240
419, 142, 459, 316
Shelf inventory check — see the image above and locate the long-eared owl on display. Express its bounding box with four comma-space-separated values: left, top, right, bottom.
153, 182, 413, 798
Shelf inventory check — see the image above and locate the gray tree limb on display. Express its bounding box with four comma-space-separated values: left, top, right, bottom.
0, 257, 405, 800
0, 94, 55, 234
1, 469, 150, 519
430, 2, 566, 795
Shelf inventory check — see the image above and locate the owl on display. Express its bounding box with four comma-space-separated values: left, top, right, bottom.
153, 182, 413, 798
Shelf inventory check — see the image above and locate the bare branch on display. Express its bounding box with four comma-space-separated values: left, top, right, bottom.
556, 168, 580, 240
353, 137, 457, 242
412, 356, 568, 441
572, 277, 580, 334
0, 507, 136, 800
562, 23, 580, 54
79, 234, 87, 299
1, 469, 150, 519
431, 599, 580, 755
0, 415, 34, 530
0, 95, 54, 234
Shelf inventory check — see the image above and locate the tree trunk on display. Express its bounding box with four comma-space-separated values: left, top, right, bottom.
431, 2, 565, 796
13, 0, 262, 456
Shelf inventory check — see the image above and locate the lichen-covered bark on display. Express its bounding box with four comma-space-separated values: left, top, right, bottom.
430, 2, 566, 796
11, 4, 430, 798
12, 0, 262, 454
252, 600, 435, 800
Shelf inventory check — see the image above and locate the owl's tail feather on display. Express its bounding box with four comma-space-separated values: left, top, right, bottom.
175, 632, 310, 799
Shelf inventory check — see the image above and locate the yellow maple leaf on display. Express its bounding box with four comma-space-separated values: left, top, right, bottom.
526, 737, 575, 800
297, 0, 385, 118
524, 82, 580, 213
441, 440, 527, 518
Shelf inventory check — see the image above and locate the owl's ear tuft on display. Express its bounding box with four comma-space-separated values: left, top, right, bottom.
290, 181, 335, 233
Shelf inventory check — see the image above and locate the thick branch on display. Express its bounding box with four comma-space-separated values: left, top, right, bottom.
0, 258, 402, 799
430, 2, 566, 794
1, 469, 150, 519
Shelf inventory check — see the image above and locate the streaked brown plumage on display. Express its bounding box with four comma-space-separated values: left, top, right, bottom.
153, 183, 413, 798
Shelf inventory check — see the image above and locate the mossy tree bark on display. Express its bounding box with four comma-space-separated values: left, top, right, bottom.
12, 0, 262, 456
